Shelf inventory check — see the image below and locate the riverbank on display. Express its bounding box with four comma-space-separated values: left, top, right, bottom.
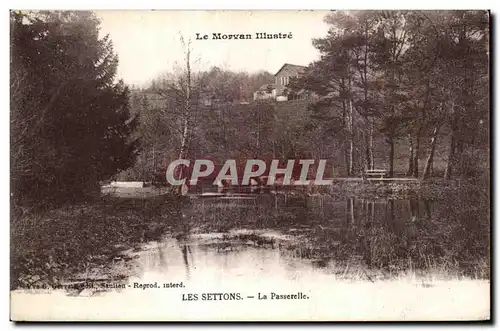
100, 176, 488, 201
318, 177, 490, 200
10, 196, 183, 290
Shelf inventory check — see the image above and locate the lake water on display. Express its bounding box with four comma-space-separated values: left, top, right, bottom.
11, 191, 490, 321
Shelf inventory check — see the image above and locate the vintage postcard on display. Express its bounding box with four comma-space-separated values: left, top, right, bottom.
10, 9, 491, 321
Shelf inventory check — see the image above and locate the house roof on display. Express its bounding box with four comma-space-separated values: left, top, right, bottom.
274, 63, 307, 77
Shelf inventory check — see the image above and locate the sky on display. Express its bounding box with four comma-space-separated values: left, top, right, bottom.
96, 10, 331, 86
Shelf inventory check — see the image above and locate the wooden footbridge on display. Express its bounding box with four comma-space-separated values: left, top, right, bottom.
182, 170, 419, 198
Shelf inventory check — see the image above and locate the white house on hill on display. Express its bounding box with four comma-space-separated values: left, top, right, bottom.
253, 63, 307, 101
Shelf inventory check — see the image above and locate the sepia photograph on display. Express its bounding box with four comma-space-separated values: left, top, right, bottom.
9, 9, 491, 321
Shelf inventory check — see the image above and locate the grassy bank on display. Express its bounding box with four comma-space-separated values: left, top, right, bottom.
316, 177, 490, 200
10, 196, 185, 290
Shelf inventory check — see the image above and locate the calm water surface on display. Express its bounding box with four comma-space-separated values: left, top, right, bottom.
123, 193, 489, 287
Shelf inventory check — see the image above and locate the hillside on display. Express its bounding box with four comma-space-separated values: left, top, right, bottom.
118, 96, 469, 182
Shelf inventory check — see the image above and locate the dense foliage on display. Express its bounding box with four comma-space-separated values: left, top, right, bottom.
11, 11, 139, 204
289, 10, 489, 179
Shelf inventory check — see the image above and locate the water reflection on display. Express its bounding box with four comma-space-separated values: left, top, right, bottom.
175, 194, 489, 280
126, 189, 487, 290
11, 190, 490, 292
132, 232, 313, 286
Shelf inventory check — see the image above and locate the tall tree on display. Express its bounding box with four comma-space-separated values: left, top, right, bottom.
154, 36, 208, 192
11, 11, 138, 203
440, 11, 489, 179
369, 11, 413, 177
401, 11, 489, 179
291, 11, 386, 176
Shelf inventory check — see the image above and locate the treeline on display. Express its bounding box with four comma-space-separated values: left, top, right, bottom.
289, 10, 489, 179
122, 11, 489, 185
143, 66, 274, 103
120, 98, 323, 183
11, 11, 138, 204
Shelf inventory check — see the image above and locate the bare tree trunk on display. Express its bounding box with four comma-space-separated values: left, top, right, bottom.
361, 25, 373, 171
347, 60, 354, 176
424, 199, 432, 221
345, 198, 350, 227
151, 144, 156, 185
179, 120, 190, 161
345, 197, 355, 227
406, 134, 414, 176
141, 148, 147, 183
176, 116, 190, 185
429, 157, 434, 177
369, 118, 374, 170
176, 37, 192, 194
350, 197, 355, 225
349, 138, 354, 176
388, 136, 395, 178
364, 132, 370, 171
413, 130, 420, 178
414, 79, 431, 179
344, 147, 350, 176
342, 99, 351, 176
422, 125, 441, 180
348, 99, 354, 175
371, 201, 375, 224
